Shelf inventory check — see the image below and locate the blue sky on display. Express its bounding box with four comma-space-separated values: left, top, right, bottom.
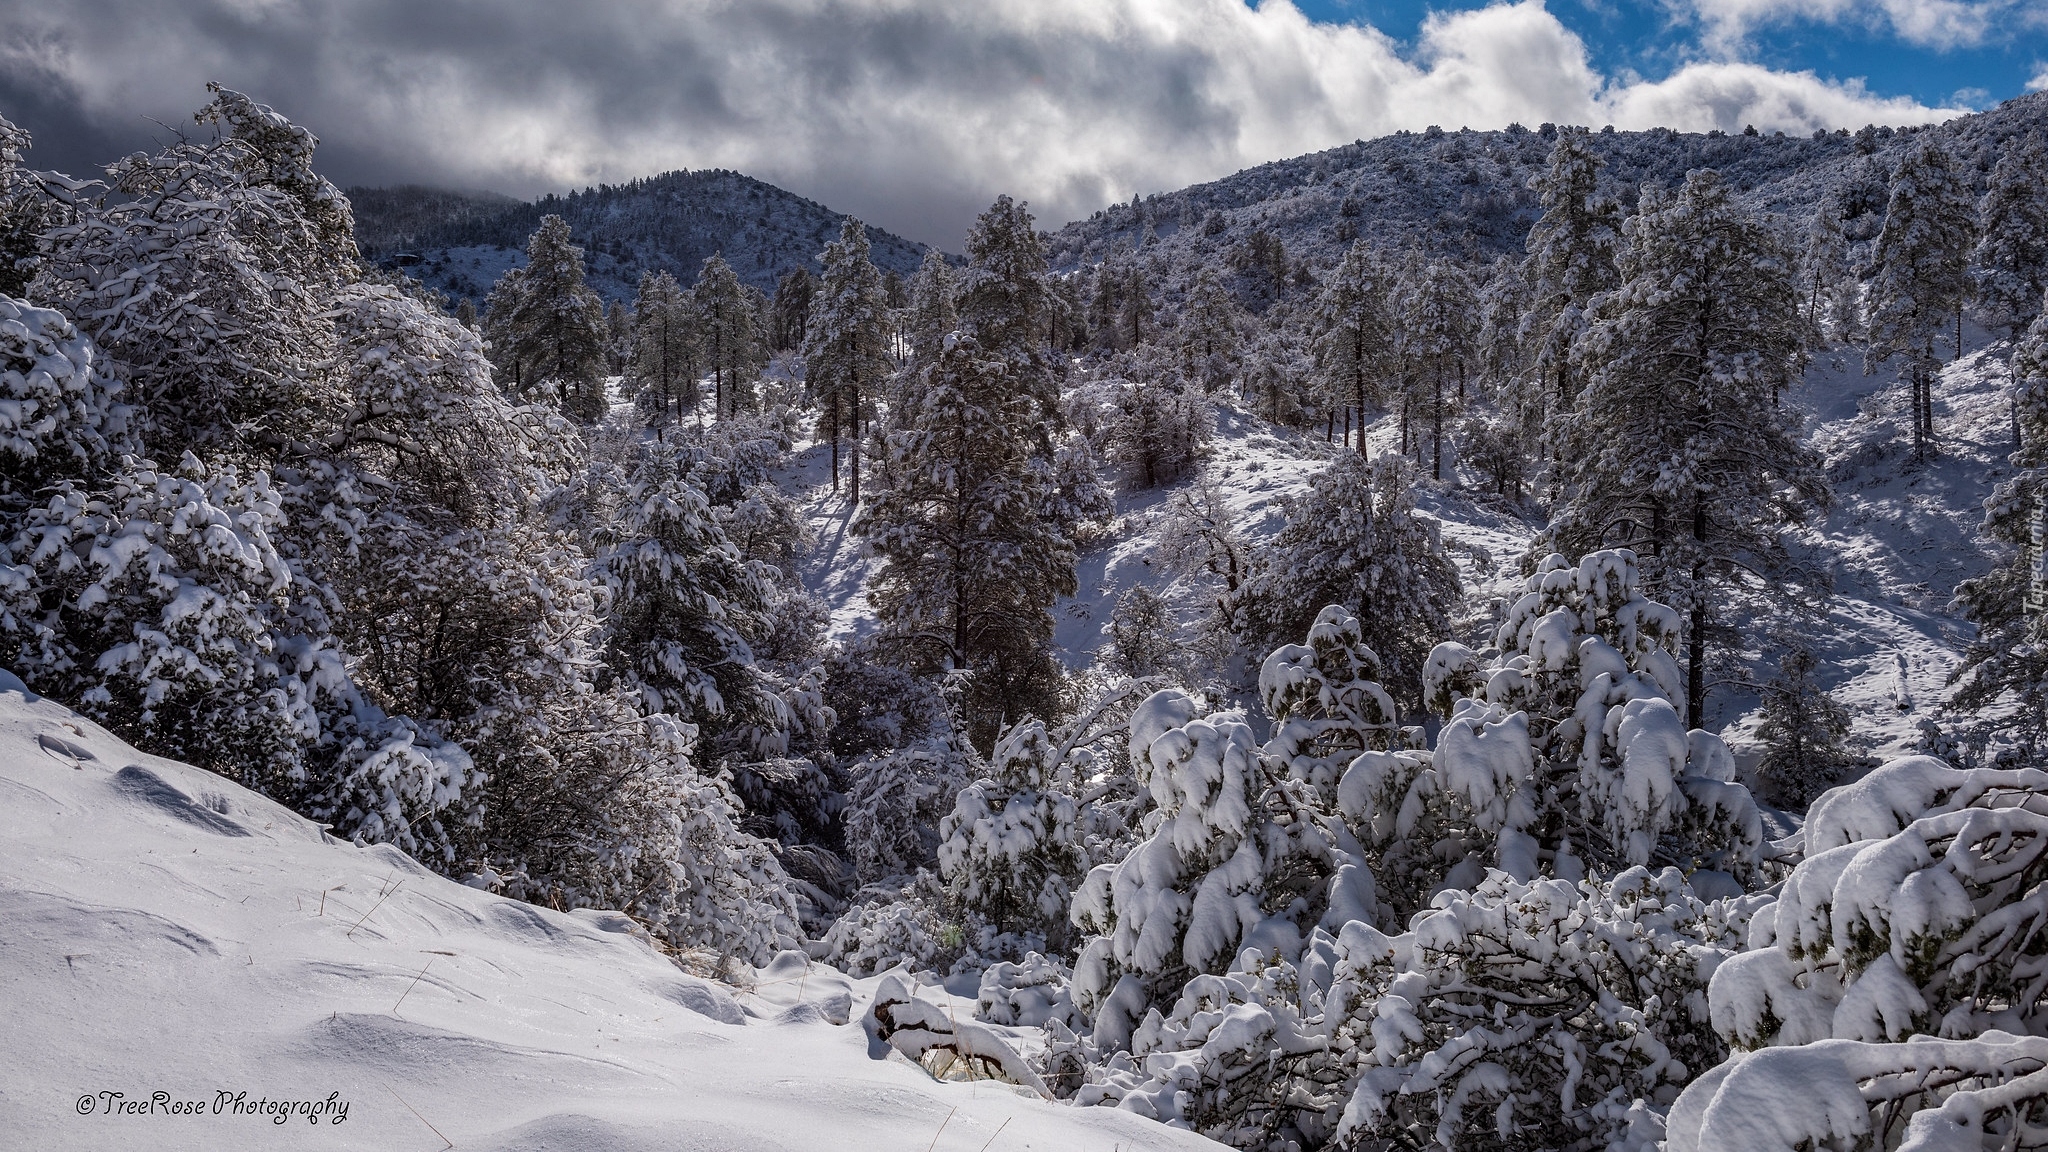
1288, 0, 2044, 112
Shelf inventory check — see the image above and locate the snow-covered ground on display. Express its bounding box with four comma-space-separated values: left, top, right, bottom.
782, 339, 2007, 767
0, 671, 1220, 1152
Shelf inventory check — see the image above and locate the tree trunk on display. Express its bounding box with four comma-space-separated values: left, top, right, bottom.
1688, 492, 1708, 728
1432, 366, 1444, 482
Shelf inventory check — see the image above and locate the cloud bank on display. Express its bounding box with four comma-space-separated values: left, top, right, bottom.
0, 0, 1968, 247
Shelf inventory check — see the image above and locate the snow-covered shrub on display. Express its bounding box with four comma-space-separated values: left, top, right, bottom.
1070, 688, 1372, 1051
1082, 866, 1753, 1152
938, 717, 1087, 952
1753, 640, 1860, 806
1228, 452, 1459, 703
0, 295, 135, 504
1676, 754, 2048, 1149
843, 737, 976, 886
977, 952, 1083, 1029
1353, 549, 1763, 920
820, 891, 944, 977
1260, 605, 1406, 803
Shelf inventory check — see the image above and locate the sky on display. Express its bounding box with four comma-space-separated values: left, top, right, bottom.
0, 0, 2042, 249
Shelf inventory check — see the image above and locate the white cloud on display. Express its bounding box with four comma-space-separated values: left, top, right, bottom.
0, 0, 1967, 246
2031, 66, 2048, 90
1674, 0, 2019, 54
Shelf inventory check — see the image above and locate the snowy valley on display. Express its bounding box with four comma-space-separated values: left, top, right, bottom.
4, 79, 2048, 1152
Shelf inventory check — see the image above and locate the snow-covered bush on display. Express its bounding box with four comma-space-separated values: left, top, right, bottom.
820, 890, 945, 977
842, 737, 976, 887
937, 717, 1087, 952
1353, 549, 1763, 920
977, 952, 1083, 1029
0, 295, 135, 504
1082, 866, 1754, 1152
1070, 688, 1372, 1051
1260, 605, 1407, 803
1676, 754, 2048, 1149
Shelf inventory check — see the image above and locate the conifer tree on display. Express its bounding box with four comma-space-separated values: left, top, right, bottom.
1801, 195, 1858, 349
1401, 256, 1476, 480
771, 266, 816, 353
1520, 129, 1622, 441
1753, 641, 1855, 805
856, 330, 1074, 749
955, 195, 1059, 428
1178, 267, 1240, 394
1313, 241, 1395, 454
484, 215, 609, 422
0, 114, 46, 299
1868, 139, 1976, 459
802, 217, 892, 502
628, 269, 695, 425
903, 249, 958, 370
1229, 454, 1459, 703
692, 253, 762, 420
1975, 132, 2048, 446
1550, 169, 1824, 724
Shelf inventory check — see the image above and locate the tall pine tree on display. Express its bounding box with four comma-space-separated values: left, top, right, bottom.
484, 214, 609, 422
628, 269, 695, 425
692, 253, 762, 420
1550, 169, 1825, 724
803, 217, 892, 502
1868, 139, 1975, 459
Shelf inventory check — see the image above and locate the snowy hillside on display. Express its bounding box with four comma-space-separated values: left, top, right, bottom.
1043, 91, 2048, 278
351, 169, 936, 304
0, 670, 1221, 1152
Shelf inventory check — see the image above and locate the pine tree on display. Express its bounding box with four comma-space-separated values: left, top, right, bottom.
955, 195, 1060, 428
1753, 641, 1855, 806
770, 265, 816, 353
0, 114, 48, 299
692, 253, 762, 420
1868, 139, 1976, 459
1229, 453, 1459, 704
1550, 169, 1825, 725
903, 249, 958, 370
1974, 132, 2048, 447
1520, 129, 1622, 449
1400, 255, 1476, 480
599, 449, 779, 741
627, 269, 695, 425
1313, 241, 1395, 454
1950, 297, 2048, 763
484, 215, 609, 422
1177, 267, 1240, 395
802, 217, 892, 502
1800, 195, 1858, 349
856, 331, 1074, 749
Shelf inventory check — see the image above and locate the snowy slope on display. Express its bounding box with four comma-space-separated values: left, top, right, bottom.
782, 333, 2002, 775
0, 671, 1221, 1152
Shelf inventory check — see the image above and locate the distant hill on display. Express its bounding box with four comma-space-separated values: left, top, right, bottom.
1043, 90, 2048, 281
349, 169, 937, 306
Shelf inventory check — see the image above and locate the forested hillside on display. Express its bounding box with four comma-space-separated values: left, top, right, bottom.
349, 168, 935, 305
6, 82, 2048, 1152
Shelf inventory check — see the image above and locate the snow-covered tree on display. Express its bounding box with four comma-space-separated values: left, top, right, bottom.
1949, 296, 2048, 764
1398, 255, 1475, 480
1069, 687, 1372, 1050
0, 114, 50, 299
803, 217, 892, 501
1800, 196, 1860, 348
858, 331, 1075, 746
484, 214, 609, 421
1178, 267, 1241, 395
1312, 241, 1394, 453
0, 295, 135, 507
938, 716, 1089, 954
598, 448, 780, 743
692, 253, 763, 419
1367, 550, 1764, 919
1084, 866, 1752, 1152
1868, 139, 1976, 458
1973, 132, 2048, 344
901, 248, 958, 370
1677, 755, 2048, 1150
1753, 641, 1857, 806
1520, 129, 1622, 440
1105, 585, 1183, 680
1229, 453, 1458, 704
956, 195, 1060, 427
1549, 168, 1825, 723
769, 265, 815, 353
628, 269, 695, 425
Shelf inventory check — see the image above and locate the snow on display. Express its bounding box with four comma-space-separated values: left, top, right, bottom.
0, 671, 1223, 1152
